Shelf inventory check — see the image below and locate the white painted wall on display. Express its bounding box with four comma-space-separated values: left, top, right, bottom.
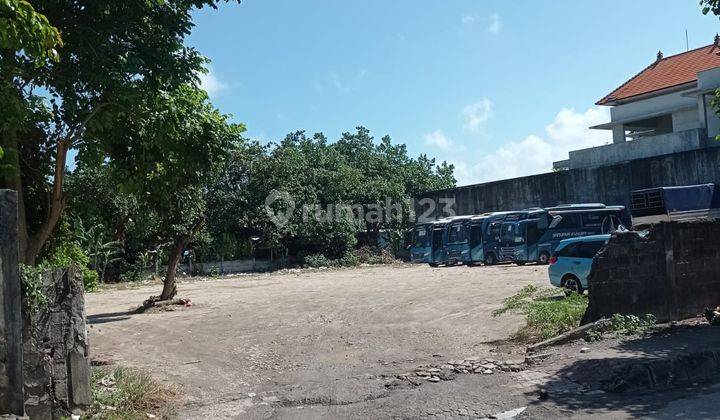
610, 90, 698, 122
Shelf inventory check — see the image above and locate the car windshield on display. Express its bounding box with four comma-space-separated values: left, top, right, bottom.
412, 226, 431, 248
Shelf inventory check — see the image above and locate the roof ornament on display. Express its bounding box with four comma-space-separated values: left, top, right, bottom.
656, 50, 663, 61
715, 33, 720, 46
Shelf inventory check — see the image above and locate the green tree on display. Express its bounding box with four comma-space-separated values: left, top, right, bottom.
2, 0, 238, 265
103, 86, 244, 300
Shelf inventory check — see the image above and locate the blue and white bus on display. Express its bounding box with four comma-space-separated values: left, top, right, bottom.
498, 204, 628, 265
409, 218, 456, 266
443, 210, 539, 266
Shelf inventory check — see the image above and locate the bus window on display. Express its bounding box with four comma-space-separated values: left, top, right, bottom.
488, 222, 502, 240
582, 212, 603, 228
469, 224, 483, 246
556, 214, 582, 229
448, 223, 463, 243
413, 226, 430, 248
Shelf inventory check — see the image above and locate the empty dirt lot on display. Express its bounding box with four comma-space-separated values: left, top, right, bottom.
87, 264, 545, 418
86, 264, 717, 419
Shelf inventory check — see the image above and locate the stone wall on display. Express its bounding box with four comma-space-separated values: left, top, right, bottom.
23, 268, 91, 419
415, 147, 720, 220
584, 220, 720, 323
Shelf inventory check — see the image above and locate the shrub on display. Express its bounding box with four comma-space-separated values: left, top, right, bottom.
303, 253, 337, 268
351, 246, 396, 265
339, 252, 359, 267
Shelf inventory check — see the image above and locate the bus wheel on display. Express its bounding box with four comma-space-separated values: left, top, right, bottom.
484, 253, 496, 266
538, 252, 550, 265
429, 263, 439, 268
562, 275, 584, 295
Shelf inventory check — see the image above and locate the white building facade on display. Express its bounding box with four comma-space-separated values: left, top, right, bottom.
554, 38, 720, 170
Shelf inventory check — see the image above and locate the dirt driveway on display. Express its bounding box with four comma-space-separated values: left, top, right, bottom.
88, 263, 550, 418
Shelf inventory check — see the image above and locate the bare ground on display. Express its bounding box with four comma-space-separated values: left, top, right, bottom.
86, 264, 720, 419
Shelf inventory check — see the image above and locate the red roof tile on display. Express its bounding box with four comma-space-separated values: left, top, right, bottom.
597, 43, 720, 105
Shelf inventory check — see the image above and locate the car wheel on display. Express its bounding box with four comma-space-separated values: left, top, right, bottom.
484, 253, 496, 266
515, 261, 526, 266
562, 275, 584, 295
465, 261, 476, 267
429, 263, 439, 268
538, 252, 550, 265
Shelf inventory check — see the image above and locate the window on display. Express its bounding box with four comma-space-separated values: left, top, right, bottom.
582, 213, 603, 228
556, 214, 582, 229
575, 241, 607, 258
557, 241, 606, 258
488, 222, 502, 239
556, 243, 578, 257
448, 223, 463, 243
413, 226, 430, 247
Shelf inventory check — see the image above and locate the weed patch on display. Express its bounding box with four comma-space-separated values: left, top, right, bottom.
87, 366, 180, 419
493, 285, 589, 343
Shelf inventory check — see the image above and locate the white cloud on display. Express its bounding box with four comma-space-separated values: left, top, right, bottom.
198, 66, 229, 96
451, 107, 611, 185
488, 13, 502, 34
424, 130, 455, 151
461, 14, 477, 25
462, 99, 494, 131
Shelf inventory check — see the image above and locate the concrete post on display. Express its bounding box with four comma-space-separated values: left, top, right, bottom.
0, 190, 24, 415
612, 125, 626, 144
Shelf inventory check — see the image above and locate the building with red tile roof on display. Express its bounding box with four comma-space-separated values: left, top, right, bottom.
553, 35, 720, 171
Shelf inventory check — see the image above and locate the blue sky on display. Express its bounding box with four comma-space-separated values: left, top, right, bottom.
187, 0, 719, 185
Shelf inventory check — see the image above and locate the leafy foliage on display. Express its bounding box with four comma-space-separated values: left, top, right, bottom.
19, 264, 47, 314
208, 127, 455, 261
40, 219, 99, 291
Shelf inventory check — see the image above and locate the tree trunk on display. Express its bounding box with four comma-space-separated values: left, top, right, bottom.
24, 139, 69, 265
159, 217, 205, 300
161, 237, 186, 301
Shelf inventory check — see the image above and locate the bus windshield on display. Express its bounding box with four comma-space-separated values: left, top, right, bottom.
412, 225, 431, 248
502, 223, 525, 244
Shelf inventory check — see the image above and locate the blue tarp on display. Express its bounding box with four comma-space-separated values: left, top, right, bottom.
661, 184, 719, 212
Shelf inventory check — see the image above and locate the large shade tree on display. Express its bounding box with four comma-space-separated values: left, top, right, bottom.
1, 0, 238, 265
101, 86, 244, 300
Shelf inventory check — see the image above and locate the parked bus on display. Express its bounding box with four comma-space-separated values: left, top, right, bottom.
409, 218, 455, 266
444, 210, 540, 266
498, 204, 628, 265
409, 221, 434, 264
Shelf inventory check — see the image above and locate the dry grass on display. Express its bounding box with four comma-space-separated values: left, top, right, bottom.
86, 366, 181, 419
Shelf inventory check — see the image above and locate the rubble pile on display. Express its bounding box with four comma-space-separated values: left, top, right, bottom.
408, 357, 527, 383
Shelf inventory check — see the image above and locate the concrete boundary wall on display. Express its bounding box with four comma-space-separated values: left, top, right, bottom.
584, 221, 720, 323
416, 147, 720, 219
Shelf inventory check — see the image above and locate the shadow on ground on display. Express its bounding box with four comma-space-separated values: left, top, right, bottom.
532, 324, 720, 417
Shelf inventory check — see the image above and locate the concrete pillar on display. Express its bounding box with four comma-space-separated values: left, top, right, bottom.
612, 125, 626, 144
0, 190, 24, 415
